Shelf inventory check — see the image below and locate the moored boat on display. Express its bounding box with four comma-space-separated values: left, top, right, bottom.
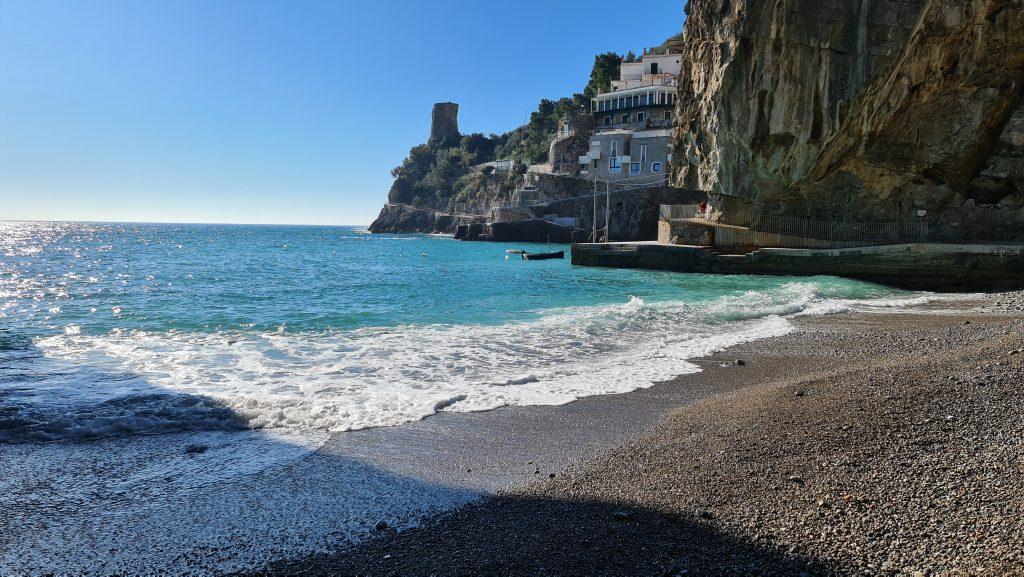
522, 250, 564, 261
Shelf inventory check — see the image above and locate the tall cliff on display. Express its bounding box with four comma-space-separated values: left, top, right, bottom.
672, 0, 1024, 239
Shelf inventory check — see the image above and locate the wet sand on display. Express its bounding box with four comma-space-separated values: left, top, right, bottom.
255, 294, 1024, 576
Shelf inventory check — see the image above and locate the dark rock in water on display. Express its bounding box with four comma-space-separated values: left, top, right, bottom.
374, 520, 389, 531
613, 510, 631, 521
368, 203, 483, 235
184, 443, 208, 455
695, 509, 714, 520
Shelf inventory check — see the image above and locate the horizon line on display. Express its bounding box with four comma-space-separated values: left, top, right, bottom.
0, 218, 371, 227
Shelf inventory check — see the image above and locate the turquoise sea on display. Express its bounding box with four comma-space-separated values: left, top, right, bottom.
0, 221, 934, 442
1, 221, 946, 574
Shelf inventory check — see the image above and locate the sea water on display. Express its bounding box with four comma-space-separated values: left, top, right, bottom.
0, 221, 942, 573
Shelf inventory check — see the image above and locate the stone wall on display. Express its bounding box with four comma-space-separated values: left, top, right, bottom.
572, 242, 1024, 291
532, 185, 704, 242
670, 0, 1024, 242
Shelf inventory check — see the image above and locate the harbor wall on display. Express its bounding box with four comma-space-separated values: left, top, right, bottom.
571, 242, 1024, 291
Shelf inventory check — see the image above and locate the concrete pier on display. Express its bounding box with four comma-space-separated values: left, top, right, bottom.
571, 242, 1024, 291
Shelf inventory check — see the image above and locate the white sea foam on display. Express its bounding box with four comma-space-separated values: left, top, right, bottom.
9, 283, 946, 444
0, 281, 948, 575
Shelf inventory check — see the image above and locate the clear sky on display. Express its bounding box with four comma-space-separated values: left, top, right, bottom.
1, 0, 684, 225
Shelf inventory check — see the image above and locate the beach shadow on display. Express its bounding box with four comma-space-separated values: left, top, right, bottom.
0, 328, 253, 442
1, 328, 485, 575
4, 328, 839, 576
253, 492, 838, 577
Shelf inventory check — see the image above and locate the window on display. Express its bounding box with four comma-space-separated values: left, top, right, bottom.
598, 100, 605, 112
650, 62, 659, 75
592, 159, 598, 169
651, 162, 663, 173
640, 144, 648, 164
665, 111, 672, 121
610, 140, 618, 157
640, 94, 647, 106
629, 162, 641, 176
618, 97, 625, 109
609, 157, 622, 174
621, 113, 630, 124
604, 116, 611, 127
637, 111, 646, 123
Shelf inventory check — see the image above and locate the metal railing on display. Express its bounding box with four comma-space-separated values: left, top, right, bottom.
545, 217, 578, 228
664, 204, 1024, 247
593, 118, 674, 133
661, 205, 935, 248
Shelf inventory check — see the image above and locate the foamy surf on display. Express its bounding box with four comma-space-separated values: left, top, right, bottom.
17, 295, 794, 443
1, 222, 956, 576
6, 283, 949, 445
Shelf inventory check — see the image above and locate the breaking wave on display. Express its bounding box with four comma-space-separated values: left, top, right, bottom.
2, 282, 939, 444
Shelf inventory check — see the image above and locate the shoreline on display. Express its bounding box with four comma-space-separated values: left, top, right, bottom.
256, 293, 1024, 576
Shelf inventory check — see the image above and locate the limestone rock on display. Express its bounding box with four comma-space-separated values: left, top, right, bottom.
671, 0, 1024, 241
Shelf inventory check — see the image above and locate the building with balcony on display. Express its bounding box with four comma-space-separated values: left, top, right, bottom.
580, 50, 681, 183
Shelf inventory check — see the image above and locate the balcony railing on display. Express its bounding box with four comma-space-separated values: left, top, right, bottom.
594, 118, 674, 132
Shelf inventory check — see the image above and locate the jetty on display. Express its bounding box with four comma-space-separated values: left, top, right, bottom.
571, 197, 1024, 291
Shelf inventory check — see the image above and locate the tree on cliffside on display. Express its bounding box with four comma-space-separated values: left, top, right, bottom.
584, 52, 623, 98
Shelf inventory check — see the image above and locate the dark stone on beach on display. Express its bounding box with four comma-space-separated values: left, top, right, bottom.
374, 521, 389, 531
695, 509, 714, 520
184, 443, 208, 455
795, 389, 805, 397
736, 359, 746, 366
788, 475, 805, 485
548, 473, 556, 479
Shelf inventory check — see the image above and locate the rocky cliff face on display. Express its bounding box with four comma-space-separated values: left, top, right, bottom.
367, 203, 483, 235
672, 0, 1024, 240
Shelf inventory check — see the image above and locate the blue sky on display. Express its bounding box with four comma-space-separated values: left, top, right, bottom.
1, 0, 684, 225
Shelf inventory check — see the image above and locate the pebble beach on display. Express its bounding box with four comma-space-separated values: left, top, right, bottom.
261, 293, 1024, 576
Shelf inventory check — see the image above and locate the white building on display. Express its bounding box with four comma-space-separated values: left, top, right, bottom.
581, 51, 681, 182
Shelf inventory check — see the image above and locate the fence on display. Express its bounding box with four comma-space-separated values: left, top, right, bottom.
660, 204, 959, 249
544, 217, 578, 228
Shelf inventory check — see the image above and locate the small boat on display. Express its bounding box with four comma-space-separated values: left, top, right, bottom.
506, 249, 527, 255
522, 250, 564, 261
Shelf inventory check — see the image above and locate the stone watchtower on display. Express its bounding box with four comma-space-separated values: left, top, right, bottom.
429, 102, 460, 144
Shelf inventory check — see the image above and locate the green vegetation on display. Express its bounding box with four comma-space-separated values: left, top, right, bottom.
387, 51, 627, 209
